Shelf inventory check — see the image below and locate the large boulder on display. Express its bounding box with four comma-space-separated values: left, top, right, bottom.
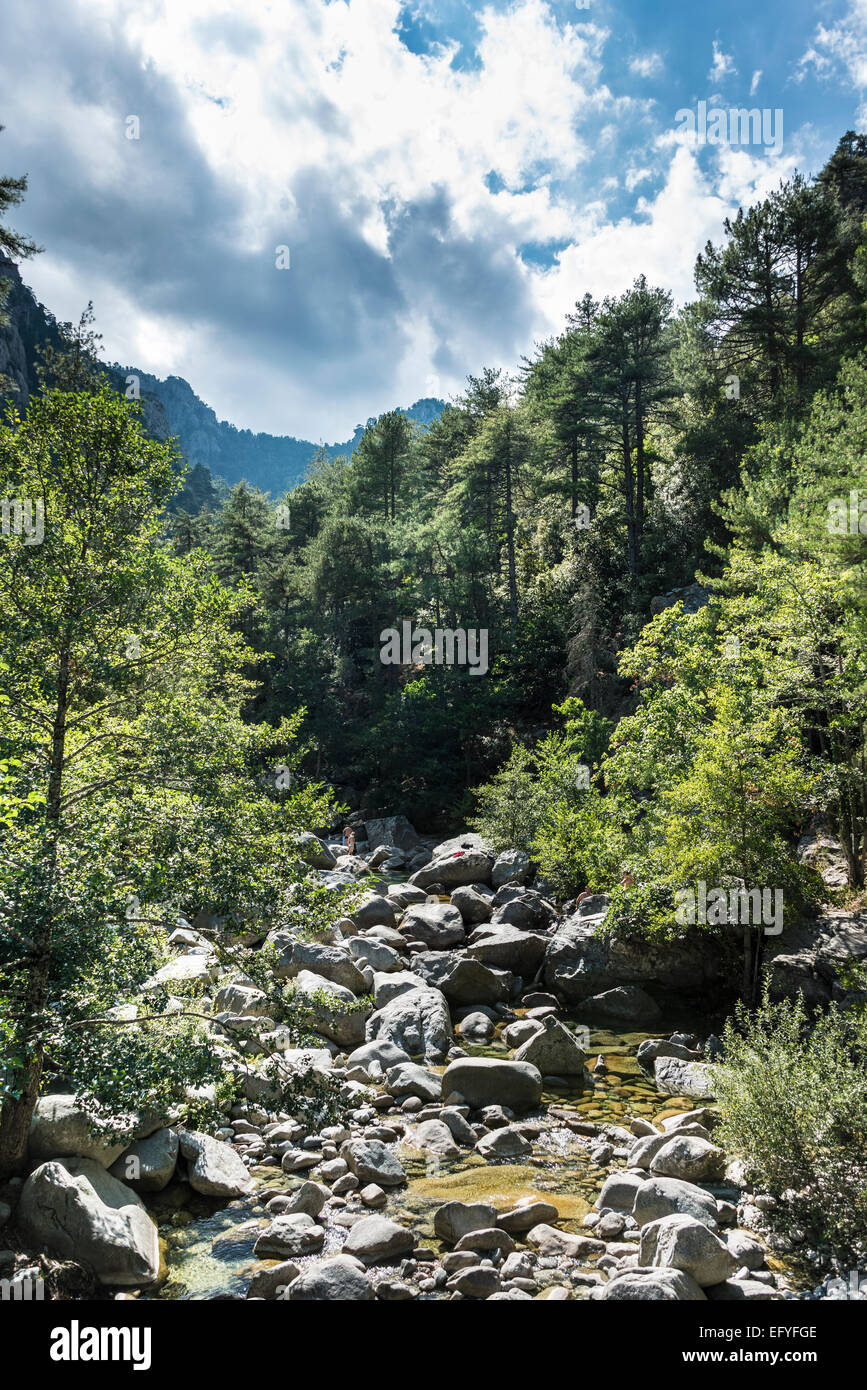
292, 970, 371, 1048
346, 1039, 411, 1071
491, 849, 534, 888
364, 816, 422, 853
386, 883, 428, 910
270, 938, 367, 994
408, 1119, 460, 1158
466, 925, 547, 974
17, 1158, 160, 1287
283, 1254, 373, 1300
639, 1213, 738, 1287
178, 1130, 255, 1197
579, 986, 662, 1027
342, 1215, 414, 1264
513, 1016, 586, 1076
450, 885, 494, 925
295, 832, 337, 869
352, 895, 397, 930
214, 981, 272, 1016
415, 954, 511, 1005
440, 1058, 543, 1112
654, 1058, 716, 1099
649, 1136, 726, 1183
29, 1095, 128, 1168
341, 1139, 407, 1187
253, 1213, 325, 1258
399, 903, 466, 949
632, 1176, 720, 1230
434, 1201, 498, 1244
344, 936, 404, 973
385, 1062, 442, 1103
599, 1268, 706, 1301
366, 986, 452, 1061
409, 834, 496, 889
109, 1128, 178, 1192
372, 969, 427, 1008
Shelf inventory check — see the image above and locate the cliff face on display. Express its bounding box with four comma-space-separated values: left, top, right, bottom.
0, 261, 445, 497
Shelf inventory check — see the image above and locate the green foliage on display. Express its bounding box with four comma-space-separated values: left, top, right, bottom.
715, 991, 867, 1263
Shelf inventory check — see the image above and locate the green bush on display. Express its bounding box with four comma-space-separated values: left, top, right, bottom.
714, 990, 867, 1263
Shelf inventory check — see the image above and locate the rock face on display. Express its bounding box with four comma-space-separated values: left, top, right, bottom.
109, 1128, 178, 1192
28, 1095, 128, 1168
17, 1158, 160, 1287
178, 1130, 255, 1197
441, 1058, 543, 1112
364, 816, 421, 853
366, 986, 452, 1060
400, 903, 466, 949
513, 1016, 586, 1076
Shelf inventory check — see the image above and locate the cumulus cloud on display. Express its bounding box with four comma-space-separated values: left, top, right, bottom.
797, 0, 867, 118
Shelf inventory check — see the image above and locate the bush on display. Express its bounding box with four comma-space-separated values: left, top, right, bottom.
714, 990, 867, 1264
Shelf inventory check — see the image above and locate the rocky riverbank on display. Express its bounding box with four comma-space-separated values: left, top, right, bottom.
2, 821, 862, 1301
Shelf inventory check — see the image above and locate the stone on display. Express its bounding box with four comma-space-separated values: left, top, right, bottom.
144, 953, 217, 990
497, 1200, 559, 1234
594, 1171, 648, 1213
109, 1128, 178, 1192
385, 1062, 442, 1102
450, 885, 494, 925
580, 986, 662, 1026
599, 1268, 707, 1300
455, 1227, 516, 1255
28, 1095, 128, 1168
254, 1213, 325, 1258
448, 1265, 502, 1298
526, 1224, 604, 1258
632, 1176, 720, 1230
467, 925, 547, 974
366, 987, 452, 1060
386, 884, 428, 910
439, 1108, 476, 1147
649, 1136, 726, 1183
17, 1158, 160, 1287
654, 1057, 716, 1099
271, 938, 367, 994
441, 1058, 543, 1112
724, 1230, 766, 1270
352, 894, 397, 929
373, 969, 427, 1007
364, 816, 421, 853
283, 1255, 374, 1300
409, 1119, 460, 1158
341, 1139, 406, 1187
214, 982, 271, 1016
292, 969, 370, 1048
513, 1016, 586, 1076
491, 849, 534, 888
475, 1127, 531, 1159
178, 1130, 254, 1197
457, 1010, 494, 1040
640, 1214, 739, 1287
342, 1215, 415, 1264
246, 1260, 301, 1299
282, 1181, 329, 1217
400, 903, 466, 949
410, 836, 496, 889
502, 1019, 542, 1047
705, 1278, 783, 1301
346, 1039, 411, 1071
436, 956, 510, 1005
360, 1184, 387, 1208
295, 832, 338, 869
345, 936, 403, 973
434, 1201, 498, 1244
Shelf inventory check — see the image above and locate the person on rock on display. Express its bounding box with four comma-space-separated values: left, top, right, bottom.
342, 826, 356, 855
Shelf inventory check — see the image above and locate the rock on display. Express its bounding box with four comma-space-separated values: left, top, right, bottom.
526, 1225, 604, 1258
513, 1016, 586, 1076
292, 969, 370, 1048
144, 953, 217, 990
637, 1038, 700, 1072
364, 816, 422, 853
410, 835, 496, 889
283, 1253, 374, 1300
448, 1265, 502, 1298
599, 1268, 707, 1300
345, 936, 403, 973
385, 1062, 442, 1102
632, 1176, 720, 1230
366, 987, 452, 1061
502, 1019, 542, 1047
342, 1215, 415, 1264
649, 1136, 726, 1183
386, 884, 428, 910
178, 1130, 254, 1197
254, 1213, 326, 1258
441, 1058, 542, 1112
408, 1119, 460, 1158
594, 1171, 648, 1213
654, 1057, 716, 1099
475, 1127, 532, 1159
640, 1214, 739, 1286
705, 1278, 783, 1300
440, 1108, 477, 1147
360, 1183, 387, 1207
295, 831, 337, 869
214, 982, 271, 1016
450, 885, 494, 925
457, 1010, 494, 1040
455, 1227, 516, 1255
497, 1200, 559, 1234
467, 925, 547, 974
491, 849, 534, 888
435, 956, 510, 1005
433, 1202, 499, 1248
109, 1128, 178, 1192
400, 902, 466, 949
246, 1260, 301, 1299
580, 986, 662, 1026
17, 1158, 160, 1287
373, 969, 427, 1007
352, 894, 397, 930
341, 1139, 406, 1187
271, 938, 367, 994
28, 1095, 128, 1168
725, 1230, 766, 1269
282, 1181, 329, 1218
346, 1039, 411, 1071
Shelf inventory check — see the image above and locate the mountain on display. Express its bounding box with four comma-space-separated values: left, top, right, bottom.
0, 258, 445, 498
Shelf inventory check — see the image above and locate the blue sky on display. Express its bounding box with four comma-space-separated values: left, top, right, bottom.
1, 0, 865, 439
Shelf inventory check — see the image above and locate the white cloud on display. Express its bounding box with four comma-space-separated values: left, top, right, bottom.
750, 69, 762, 95
629, 52, 663, 79
708, 40, 738, 84
797, 0, 867, 117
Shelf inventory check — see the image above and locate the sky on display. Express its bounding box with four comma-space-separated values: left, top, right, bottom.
1, 0, 866, 441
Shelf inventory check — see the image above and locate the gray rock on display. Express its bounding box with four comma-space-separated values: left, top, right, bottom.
457, 1010, 494, 1040
283, 1253, 374, 1300
705, 1278, 783, 1300
594, 1171, 648, 1213
352, 894, 397, 930
386, 884, 428, 910
448, 1265, 502, 1298
450, 885, 494, 925
366, 986, 452, 1061
640, 1213, 738, 1286
214, 982, 271, 1016
342, 1215, 414, 1264
253, 1213, 325, 1258
282, 1180, 329, 1217
497, 1200, 559, 1234
341, 1139, 407, 1187
654, 1057, 716, 1099
649, 1136, 726, 1183
372, 969, 427, 1007
513, 1016, 586, 1076
725, 1230, 766, 1270
292, 969, 370, 1048
364, 816, 421, 853
466, 925, 547, 974
295, 831, 337, 869
580, 985, 662, 1026
178, 1130, 254, 1197
385, 1062, 442, 1102
441, 1058, 542, 1112
475, 1127, 532, 1159
434, 1201, 498, 1244
410, 835, 496, 889
271, 938, 367, 994
436, 956, 510, 1005
439, 1108, 477, 1146
346, 1039, 411, 1071
28, 1095, 128, 1168
491, 849, 534, 888
632, 1176, 720, 1230
502, 1019, 542, 1048
345, 936, 403, 973
599, 1268, 707, 1300
109, 1128, 178, 1192
246, 1260, 301, 1299
17, 1158, 160, 1287
400, 903, 466, 949
408, 1119, 460, 1158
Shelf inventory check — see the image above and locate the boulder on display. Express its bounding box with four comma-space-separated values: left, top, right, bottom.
29, 1095, 128, 1168
594, 1171, 648, 1213
475, 1127, 532, 1160
17, 1158, 160, 1287
408, 1119, 460, 1158
497, 1200, 559, 1234
599, 1268, 706, 1301
410, 836, 496, 889
143, 953, 217, 991
654, 1058, 716, 1099
352, 895, 397, 930
639, 1213, 738, 1287
372, 969, 427, 1007
513, 1016, 586, 1076
214, 982, 271, 1016
526, 1225, 604, 1258
632, 1176, 720, 1230
178, 1130, 255, 1197
342, 1215, 415, 1264
433, 956, 510, 1005
580, 986, 662, 1026
649, 1136, 726, 1183
283, 1254, 373, 1300
344, 936, 403, 973
364, 816, 422, 853
434, 1201, 498, 1244
466, 925, 547, 973
292, 970, 370, 1048
491, 849, 534, 888
246, 1260, 301, 1299
109, 1128, 178, 1192
366, 986, 452, 1061
386, 884, 428, 910
400, 903, 466, 949
441, 1058, 543, 1112
271, 938, 367, 994
705, 1278, 783, 1301
253, 1213, 325, 1258
341, 1139, 407, 1187
450, 885, 494, 925
384, 1062, 442, 1103
346, 1039, 411, 1071
295, 832, 337, 869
